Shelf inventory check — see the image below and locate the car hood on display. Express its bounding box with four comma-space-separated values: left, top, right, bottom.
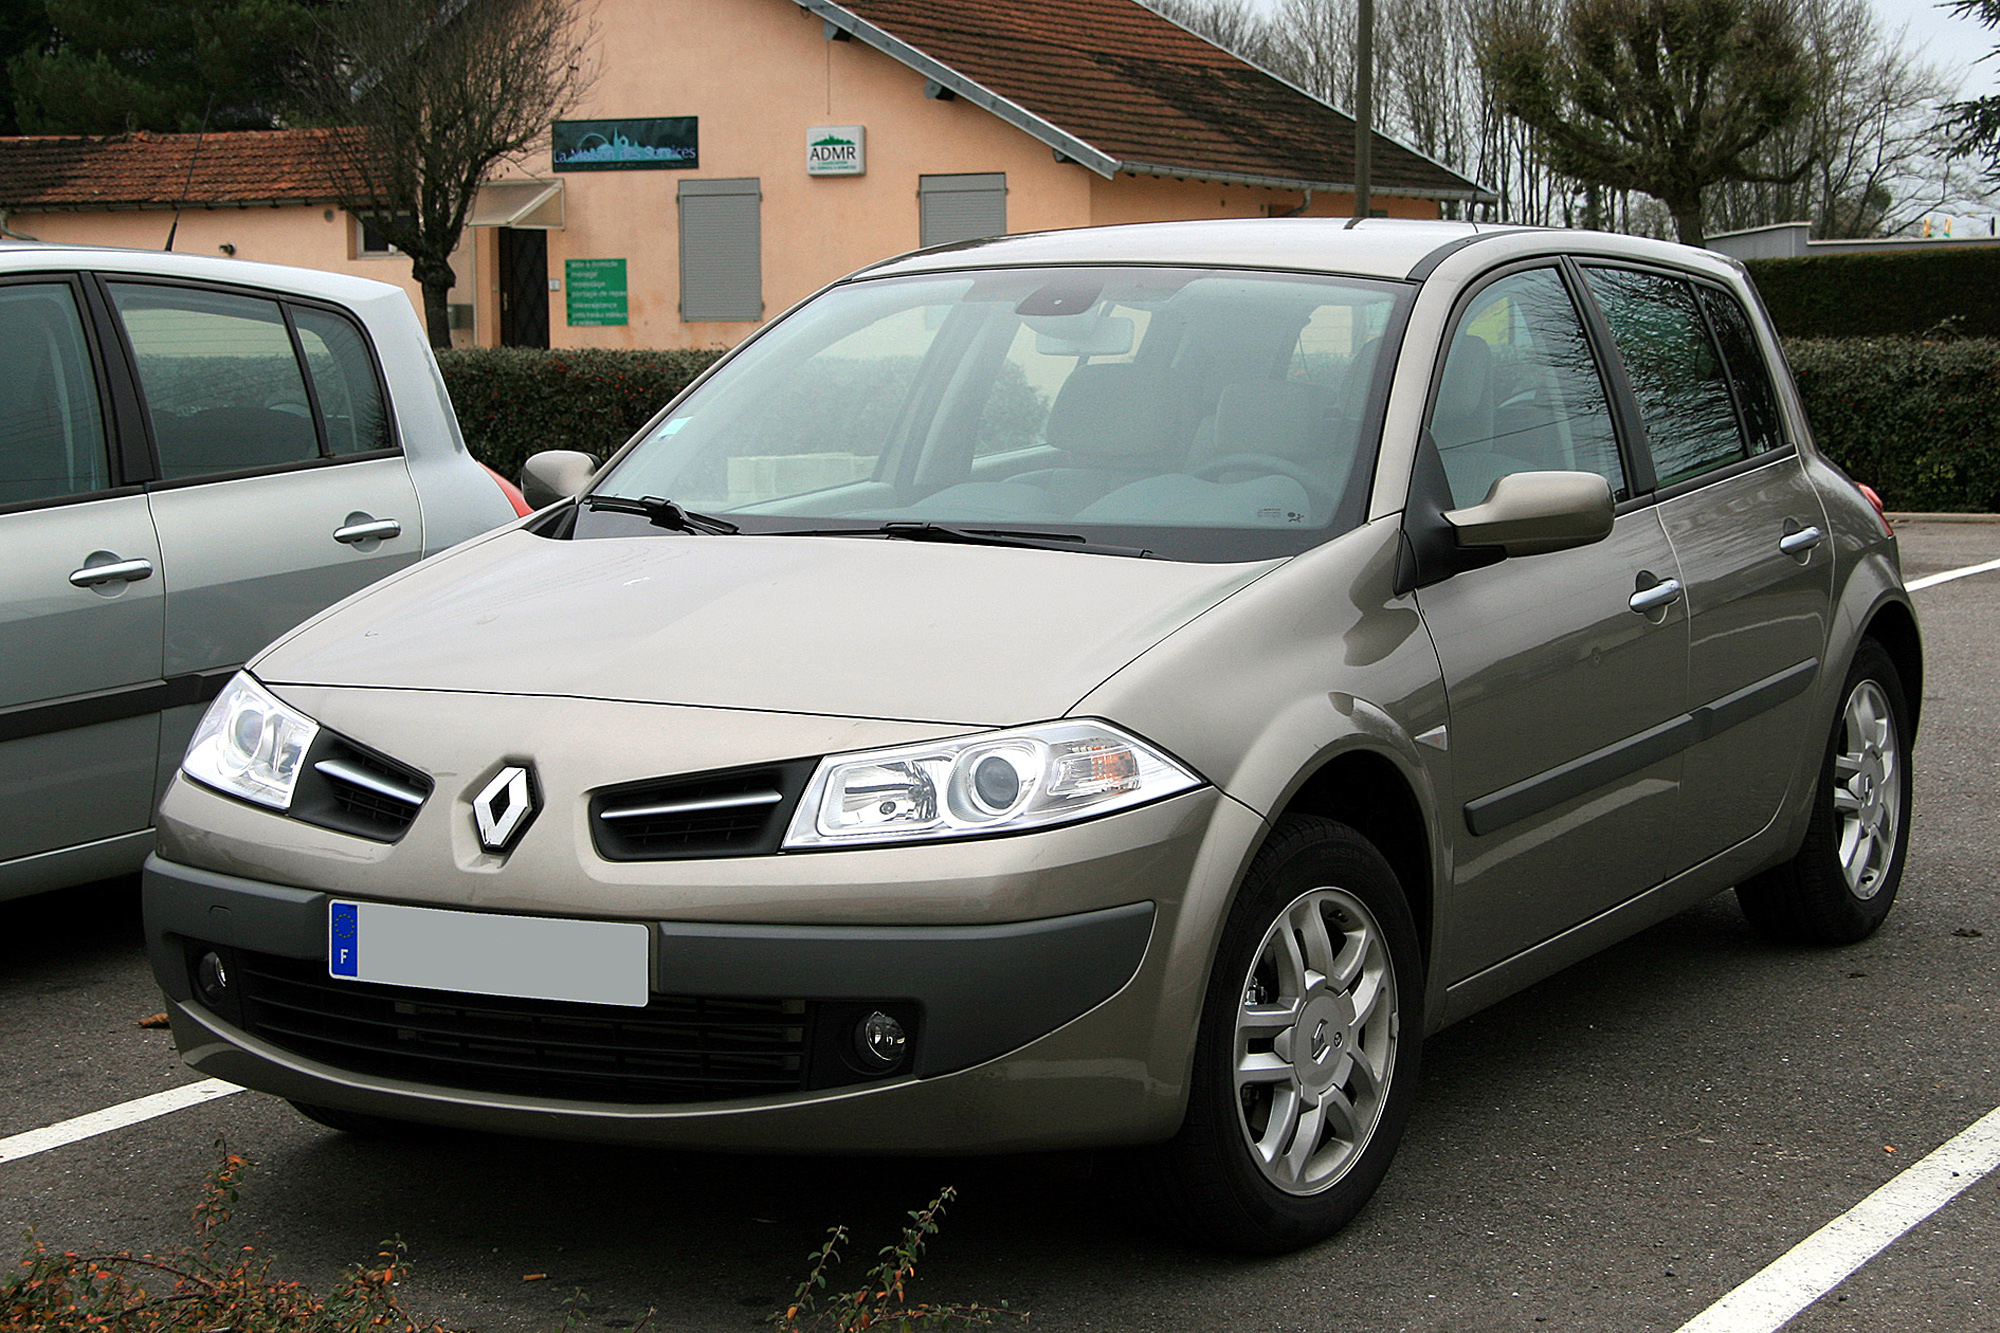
254, 530, 1280, 725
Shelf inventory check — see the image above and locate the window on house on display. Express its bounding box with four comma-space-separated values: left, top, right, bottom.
679, 178, 763, 322
354, 214, 413, 257
919, 173, 1006, 247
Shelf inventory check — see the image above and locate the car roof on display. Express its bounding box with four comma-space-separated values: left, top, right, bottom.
857, 217, 1507, 283
0, 240, 405, 304
853, 217, 1742, 287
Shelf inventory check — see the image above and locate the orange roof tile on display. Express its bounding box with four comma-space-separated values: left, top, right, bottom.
825, 0, 1486, 199
0, 128, 378, 209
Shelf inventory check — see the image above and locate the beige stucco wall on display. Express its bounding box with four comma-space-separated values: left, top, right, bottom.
495, 0, 1443, 350
6, 0, 1450, 352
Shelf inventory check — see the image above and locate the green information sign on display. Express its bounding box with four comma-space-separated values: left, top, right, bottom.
566, 258, 628, 327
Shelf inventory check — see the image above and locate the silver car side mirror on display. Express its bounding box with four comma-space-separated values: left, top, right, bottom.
1444, 470, 1615, 557
521, 450, 601, 509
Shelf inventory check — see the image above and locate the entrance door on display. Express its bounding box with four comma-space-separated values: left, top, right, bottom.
499, 228, 549, 348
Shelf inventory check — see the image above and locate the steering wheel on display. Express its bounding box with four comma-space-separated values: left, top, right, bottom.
1192, 453, 1334, 511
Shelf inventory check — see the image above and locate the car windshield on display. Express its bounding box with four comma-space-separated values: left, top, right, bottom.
592, 266, 1411, 561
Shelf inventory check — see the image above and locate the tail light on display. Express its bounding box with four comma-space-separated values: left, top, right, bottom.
483, 463, 533, 517
1857, 483, 1890, 535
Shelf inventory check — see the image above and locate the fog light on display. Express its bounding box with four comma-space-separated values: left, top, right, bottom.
854, 1010, 907, 1071
196, 951, 230, 1006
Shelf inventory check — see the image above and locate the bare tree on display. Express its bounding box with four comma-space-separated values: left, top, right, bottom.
1707, 0, 1965, 237
1484, 0, 1817, 246
295, 0, 595, 348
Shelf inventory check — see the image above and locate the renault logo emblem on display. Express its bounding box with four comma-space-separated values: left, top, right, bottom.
472, 764, 539, 853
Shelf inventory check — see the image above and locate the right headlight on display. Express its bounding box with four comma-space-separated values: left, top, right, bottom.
181, 672, 320, 810
782, 719, 1201, 849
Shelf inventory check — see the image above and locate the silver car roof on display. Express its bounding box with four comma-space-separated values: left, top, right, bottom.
0, 240, 405, 306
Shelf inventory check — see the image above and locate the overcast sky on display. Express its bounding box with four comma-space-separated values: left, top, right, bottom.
1878, 0, 1996, 96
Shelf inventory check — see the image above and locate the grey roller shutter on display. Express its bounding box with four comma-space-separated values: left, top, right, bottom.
679, 178, 763, 322
919, 172, 1007, 247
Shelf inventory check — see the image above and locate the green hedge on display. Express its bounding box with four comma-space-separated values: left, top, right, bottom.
1748, 248, 2000, 339
1786, 338, 2000, 512
438, 340, 2000, 514
436, 347, 723, 482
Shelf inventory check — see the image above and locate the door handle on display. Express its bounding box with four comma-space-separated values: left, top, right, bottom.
333, 518, 403, 545
1779, 525, 1824, 556
69, 557, 154, 588
1629, 578, 1683, 614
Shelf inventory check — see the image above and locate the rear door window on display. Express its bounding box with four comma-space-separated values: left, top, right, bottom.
1581, 267, 1748, 487
108, 283, 393, 480
1697, 286, 1786, 457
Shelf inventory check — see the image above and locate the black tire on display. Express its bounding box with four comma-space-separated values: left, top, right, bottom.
1138, 815, 1423, 1253
1737, 639, 1912, 945
289, 1100, 439, 1140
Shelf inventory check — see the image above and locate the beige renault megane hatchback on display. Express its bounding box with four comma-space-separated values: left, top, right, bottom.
145, 218, 1919, 1252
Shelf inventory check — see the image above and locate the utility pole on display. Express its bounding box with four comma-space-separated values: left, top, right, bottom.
1354, 0, 1373, 219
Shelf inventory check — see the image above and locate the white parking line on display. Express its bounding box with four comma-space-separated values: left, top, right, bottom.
0, 1079, 242, 1165
1674, 1104, 2000, 1333
1907, 557, 2000, 592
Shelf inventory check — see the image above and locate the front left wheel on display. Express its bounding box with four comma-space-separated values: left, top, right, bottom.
1139, 815, 1423, 1253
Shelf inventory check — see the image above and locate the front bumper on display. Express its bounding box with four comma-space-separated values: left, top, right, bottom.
142, 785, 1263, 1152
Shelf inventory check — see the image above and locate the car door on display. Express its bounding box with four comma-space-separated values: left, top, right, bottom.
0, 277, 166, 883
100, 279, 426, 795
1578, 267, 1831, 860
1410, 264, 1690, 980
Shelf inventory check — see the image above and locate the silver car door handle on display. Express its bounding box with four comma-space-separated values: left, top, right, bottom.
1628, 578, 1683, 614
68, 557, 154, 588
333, 518, 403, 545
1779, 525, 1824, 555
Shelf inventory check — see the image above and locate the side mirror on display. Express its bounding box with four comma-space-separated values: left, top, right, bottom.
520, 450, 600, 509
1445, 470, 1614, 557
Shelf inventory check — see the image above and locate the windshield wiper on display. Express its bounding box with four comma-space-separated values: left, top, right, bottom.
582, 494, 739, 534
769, 521, 1150, 557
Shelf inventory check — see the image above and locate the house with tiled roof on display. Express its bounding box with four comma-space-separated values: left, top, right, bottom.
0, 0, 1486, 350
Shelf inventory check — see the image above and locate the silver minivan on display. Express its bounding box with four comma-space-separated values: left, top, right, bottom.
1, 247, 519, 902
144, 220, 1919, 1252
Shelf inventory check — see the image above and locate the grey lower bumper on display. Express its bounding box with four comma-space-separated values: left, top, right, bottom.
144, 854, 1156, 1081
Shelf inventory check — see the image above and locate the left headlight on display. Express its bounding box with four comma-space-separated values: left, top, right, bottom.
783, 719, 1201, 849
181, 673, 320, 810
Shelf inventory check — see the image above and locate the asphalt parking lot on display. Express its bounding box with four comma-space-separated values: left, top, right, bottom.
3, 517, 1995, 1333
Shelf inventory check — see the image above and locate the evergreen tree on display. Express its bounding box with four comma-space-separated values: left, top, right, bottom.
9, 0, 313, 135
1943, 0, 2000, 179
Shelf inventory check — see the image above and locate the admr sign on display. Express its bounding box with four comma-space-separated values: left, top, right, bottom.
807, 125, 866, 177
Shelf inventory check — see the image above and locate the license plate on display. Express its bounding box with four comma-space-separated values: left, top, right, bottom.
328, 900, 650, 1008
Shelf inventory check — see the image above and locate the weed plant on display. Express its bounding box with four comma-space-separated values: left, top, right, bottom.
1, 1142, 456, 1333
773, 1186, 1025, 1332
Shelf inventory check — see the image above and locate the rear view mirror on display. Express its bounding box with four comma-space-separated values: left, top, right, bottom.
520, 450, 600, 509
1445, 470, 1614, 557
1029, 314, 1135, 358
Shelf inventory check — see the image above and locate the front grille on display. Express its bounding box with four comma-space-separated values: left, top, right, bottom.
589, 759, 816, 860
289, 734, 431, 842
230, 949, 811, 1103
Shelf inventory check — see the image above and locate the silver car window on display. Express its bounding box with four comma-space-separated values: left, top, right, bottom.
291, 307, 393, 457
0, 282, 109, 507
109, 283, 322, 481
